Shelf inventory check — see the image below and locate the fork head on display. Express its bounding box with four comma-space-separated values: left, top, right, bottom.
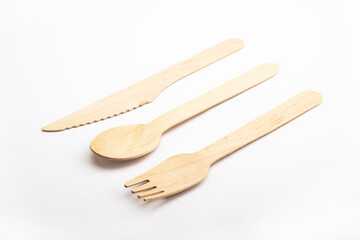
124, 153, 210, 201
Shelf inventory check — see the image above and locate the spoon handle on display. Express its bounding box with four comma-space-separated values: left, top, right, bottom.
152, 63, 279, 132
197, 91, 322, 165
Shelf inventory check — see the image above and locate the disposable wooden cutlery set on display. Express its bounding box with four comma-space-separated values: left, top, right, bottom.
43, 39, 322, 201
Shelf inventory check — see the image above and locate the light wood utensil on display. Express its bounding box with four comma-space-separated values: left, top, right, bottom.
90, 63, 279, 160
125, 91, 322, 201
42, 39, 244, 132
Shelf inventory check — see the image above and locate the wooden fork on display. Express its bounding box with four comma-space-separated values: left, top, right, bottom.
125, 91, 322, 201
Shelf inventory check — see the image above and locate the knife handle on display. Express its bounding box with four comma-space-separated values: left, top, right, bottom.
197, 91, 322, 165
142, 39, 244, 93
151, 63, 279, 132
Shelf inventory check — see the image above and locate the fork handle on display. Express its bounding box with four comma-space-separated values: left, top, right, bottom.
197, 91, 322, 165
152, 63, 279, 132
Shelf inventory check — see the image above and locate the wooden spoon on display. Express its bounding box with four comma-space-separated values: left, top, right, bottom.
90, 63, 279, 160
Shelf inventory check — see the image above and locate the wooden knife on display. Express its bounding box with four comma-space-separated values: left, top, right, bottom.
42, 39, 244, 132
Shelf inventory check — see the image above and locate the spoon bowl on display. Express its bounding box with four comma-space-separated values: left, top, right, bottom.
90, 124, 162, 160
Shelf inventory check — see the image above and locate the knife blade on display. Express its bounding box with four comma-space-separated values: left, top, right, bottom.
42, 39, 244, 132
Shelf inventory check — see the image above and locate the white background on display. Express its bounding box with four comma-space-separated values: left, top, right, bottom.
1, 0, 360, 239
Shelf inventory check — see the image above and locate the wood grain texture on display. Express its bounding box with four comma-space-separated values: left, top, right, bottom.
42, 39, 244, 132
125, 91, 322, 201
90, 63, 279, 160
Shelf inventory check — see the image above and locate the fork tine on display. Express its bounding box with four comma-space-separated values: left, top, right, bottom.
124, 175, 148, 188
138, 188, 163, 198
143, 191, 169, 201
131, 181, 155, 193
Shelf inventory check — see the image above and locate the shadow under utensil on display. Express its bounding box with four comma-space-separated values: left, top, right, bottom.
90, 149, 157, 169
